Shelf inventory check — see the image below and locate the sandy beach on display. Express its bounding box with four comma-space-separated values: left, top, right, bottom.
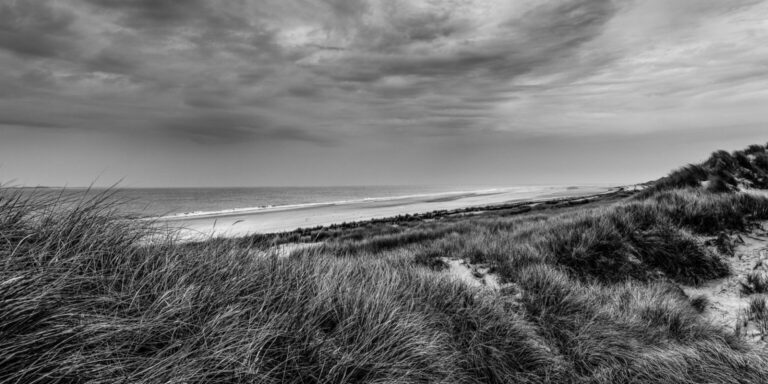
156, 185, 617, 239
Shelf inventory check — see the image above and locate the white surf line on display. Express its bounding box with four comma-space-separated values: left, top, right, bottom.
147, 186, 553, 221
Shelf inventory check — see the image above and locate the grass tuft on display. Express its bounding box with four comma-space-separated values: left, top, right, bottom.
742, 271, 768, 295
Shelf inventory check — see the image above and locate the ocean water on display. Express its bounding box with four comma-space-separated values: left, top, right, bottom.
19, 185, 528, 218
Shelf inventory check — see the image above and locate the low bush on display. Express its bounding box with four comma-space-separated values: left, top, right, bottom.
742, 271, 768, 295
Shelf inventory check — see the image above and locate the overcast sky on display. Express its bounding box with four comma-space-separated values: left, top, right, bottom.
1, 0, 767, 187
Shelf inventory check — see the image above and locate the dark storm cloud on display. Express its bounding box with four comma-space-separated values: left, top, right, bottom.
0, 1, 78, 59
2, 0, 621, 140
0, 117, 62, 129
308, 0, 616, 80
162, 113, 279, 143
287, 0, 621, 137
518, 0, 618, 44
2, 0, 768, 147
182, 87, 237, 109
161, 112, 330, 145
82, 0, 210, 25
84, 49, 140, 75
4, 0, 768, 188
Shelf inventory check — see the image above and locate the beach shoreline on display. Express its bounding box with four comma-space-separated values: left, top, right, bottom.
153, 186, 522, 220
157, 185, 619, 239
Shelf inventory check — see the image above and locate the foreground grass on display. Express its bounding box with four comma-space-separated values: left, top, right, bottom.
5, 145, 768, 383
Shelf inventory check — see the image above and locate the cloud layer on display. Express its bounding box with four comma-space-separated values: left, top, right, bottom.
1, 0, 768, 185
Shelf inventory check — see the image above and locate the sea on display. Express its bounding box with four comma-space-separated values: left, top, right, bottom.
15, 185, 541, 218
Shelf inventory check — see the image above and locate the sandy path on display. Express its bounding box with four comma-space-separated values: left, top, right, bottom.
442, 258, 500, 290
682, 222, 768, 341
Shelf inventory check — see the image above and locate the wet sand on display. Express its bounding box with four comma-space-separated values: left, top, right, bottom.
157, 186, 616, 239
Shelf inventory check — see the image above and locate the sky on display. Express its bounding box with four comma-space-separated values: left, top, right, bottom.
1, 0, 767, 187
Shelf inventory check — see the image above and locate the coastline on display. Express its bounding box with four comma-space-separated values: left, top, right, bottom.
153, 186, 522, 220
157, 185, 618, 239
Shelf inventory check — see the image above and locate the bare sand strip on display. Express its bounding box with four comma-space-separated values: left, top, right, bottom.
442, 258, 501, 290
157, 186, 616, 239
683, 222, 768, 344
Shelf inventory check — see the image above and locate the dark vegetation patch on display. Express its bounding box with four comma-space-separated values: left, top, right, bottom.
742, 271, 768, 295
739, 296, 768, 338
642, 144, 768, 197
705, 232, 742, 257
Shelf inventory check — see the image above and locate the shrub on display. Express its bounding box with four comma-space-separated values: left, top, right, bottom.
745, 144, 765, 155
640, 164, 708, 196
742, 271, 768, 295
734, 151, 753, 170
745, 296, 768, 336
754, 153, 768, 171
689, 295, 709, 313
706, 175, 732, 193
413, 248, 449, 270
629, 223, 728, 285
705, 232, 738, 257
706, 150, 739, 174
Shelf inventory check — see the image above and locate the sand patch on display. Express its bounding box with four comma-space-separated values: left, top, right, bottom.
246, 242, 324, 259
741, 188, 768, 198
442, 258, 501, 290
682, 222, 768, 343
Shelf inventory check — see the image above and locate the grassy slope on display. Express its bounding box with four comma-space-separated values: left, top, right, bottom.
3, 144, 768, 383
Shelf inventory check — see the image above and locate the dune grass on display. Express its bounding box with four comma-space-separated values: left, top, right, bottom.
643, 143, 768, 196
5, 144, 768, 383
740, 296, 768, 337
742, 271, 768, 295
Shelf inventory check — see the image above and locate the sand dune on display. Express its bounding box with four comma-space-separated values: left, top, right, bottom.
682, 221, 768, 344
157, 185, 616, 239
